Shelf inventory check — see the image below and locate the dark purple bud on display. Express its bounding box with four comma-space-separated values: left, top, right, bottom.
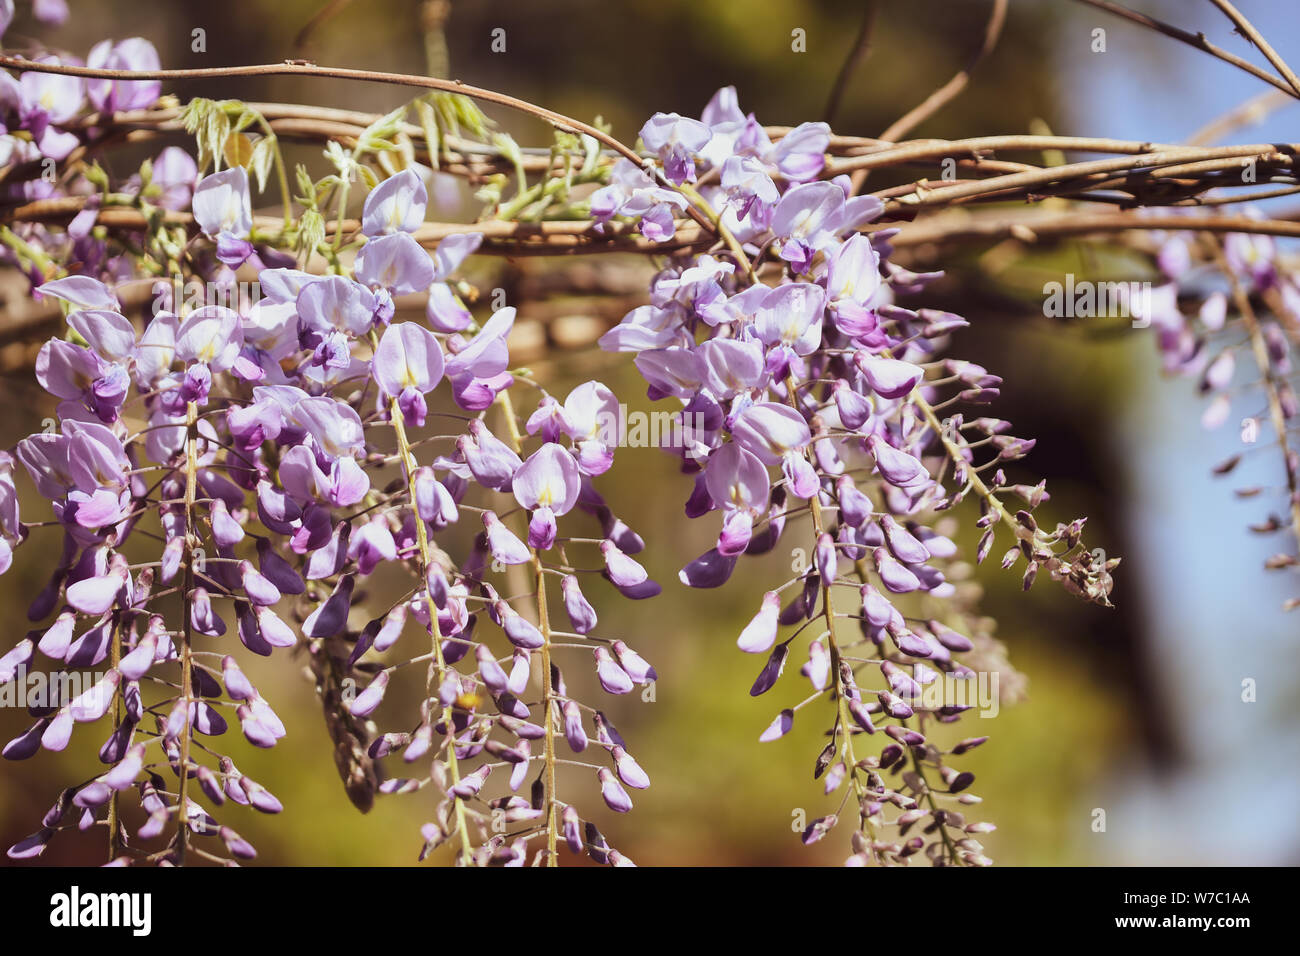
256, 538, 305, 595
848, 698, 876, 733
885, 724, 925, 747
877, 690, 914, 719
890, 625, 933, 659
684, 474, 714, 519
678, 547, 737, 588
750, 643, 790, 697
303, 574, 355, 639
585, 822, 610, 864
593, 710, 626, 749
801, 814, 837, 845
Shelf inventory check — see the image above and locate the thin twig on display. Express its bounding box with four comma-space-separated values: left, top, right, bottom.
823, 0, 878, 126
1207, 0, 1300, 98
496, 390, 560, 867
1069, 0, 1300, 98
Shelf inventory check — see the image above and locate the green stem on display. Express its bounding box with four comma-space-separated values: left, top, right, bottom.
253, 114, 294, 232
784, 374, 881, 858
383, 380, 474, 865
106, 613, 124, 861
495, 389, 560, 866
175, 399, 199, 865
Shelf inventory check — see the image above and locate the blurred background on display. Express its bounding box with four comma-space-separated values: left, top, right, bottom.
2, 0, 1298, 865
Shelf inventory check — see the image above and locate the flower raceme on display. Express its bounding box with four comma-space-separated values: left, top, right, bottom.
0, 56, 666, 866
595, 87, 1117, 865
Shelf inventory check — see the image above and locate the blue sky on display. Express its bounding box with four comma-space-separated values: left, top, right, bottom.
1057, 0, 1300, 863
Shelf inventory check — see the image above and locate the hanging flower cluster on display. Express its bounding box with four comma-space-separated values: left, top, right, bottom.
601, 88, 1117, 865
0, 39, 664, 865
1138, 226, 1300, 609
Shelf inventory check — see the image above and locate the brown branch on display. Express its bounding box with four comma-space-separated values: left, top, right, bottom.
871, 144, 1297, 211
888, 209, 1300, 248
0, 196, 711, 257
0, 54, 713, 235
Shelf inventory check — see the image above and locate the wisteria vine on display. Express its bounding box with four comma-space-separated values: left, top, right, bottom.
1, 3, 1298, 867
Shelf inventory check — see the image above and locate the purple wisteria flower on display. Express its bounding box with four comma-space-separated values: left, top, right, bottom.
193, 168, 254, 266
86, 38, 161, 112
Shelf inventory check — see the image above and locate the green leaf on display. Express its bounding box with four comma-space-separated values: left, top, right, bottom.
358, 105, 408, 153
297, 208, 325, 258
249, 136, 276, 193
204, 108, 231, 172
294, 163, 318, 208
